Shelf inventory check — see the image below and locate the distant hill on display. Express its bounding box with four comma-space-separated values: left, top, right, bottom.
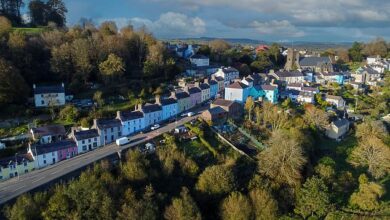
166, 37, 353, 49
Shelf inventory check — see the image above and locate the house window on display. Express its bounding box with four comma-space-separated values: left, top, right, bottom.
82, 140, 85, 144
111, 128, 114, 132
94, 137, 97, 141
82, 146, 87, 151
111, 135, 114, 141
44, 160, 47, 164
43, 154, 46, 158
88, 139, 91, 143
0, 176, 2, 179
93, 143, 97, 147
52, 152, 55, 156
41, 100, 45, 105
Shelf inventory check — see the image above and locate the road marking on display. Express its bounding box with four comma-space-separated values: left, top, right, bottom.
32, 176, 45, 183
11, 185, 25, 192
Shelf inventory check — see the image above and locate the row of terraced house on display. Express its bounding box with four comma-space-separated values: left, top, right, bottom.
0, 67, 242, 181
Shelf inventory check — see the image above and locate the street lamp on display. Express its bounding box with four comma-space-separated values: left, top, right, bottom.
14, 153, 20, 181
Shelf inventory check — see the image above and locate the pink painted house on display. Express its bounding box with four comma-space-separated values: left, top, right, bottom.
184, 85, 202, 108
55, 140, 78, 161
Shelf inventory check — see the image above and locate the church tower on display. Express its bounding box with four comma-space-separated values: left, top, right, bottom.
284, 48, 301, 71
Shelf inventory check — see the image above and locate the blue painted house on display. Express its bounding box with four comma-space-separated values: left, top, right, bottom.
208, 78, 219, 98
249, 85, 278, 104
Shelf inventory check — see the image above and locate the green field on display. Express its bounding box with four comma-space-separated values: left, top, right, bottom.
12, 27, 46, 34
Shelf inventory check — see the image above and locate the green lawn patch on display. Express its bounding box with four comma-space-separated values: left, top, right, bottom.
12, 27, 46, 34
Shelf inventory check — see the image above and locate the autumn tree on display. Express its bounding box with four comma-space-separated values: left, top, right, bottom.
121, 149, 150, 182
209, 39, 230, 54
118, 186, 159, 220
164, 187, 202, 220
295, 177, 331, 219
349, 174, 385, 211
258, 130, 307, 187
349, 137, 390, 179
4, 193, 48, 220
0, 58, 29, 105
196, 164, 235, 196
93, 90, 104, 107
260, 102, 290, 131
245, 96, 255, 121
220, 192, 252, 220
303, 104, 329, 130
0, 16, 12, 36
99, 53, 125, 84
249, 188, 278, 219
59, 105, 79, 123
363, 37, 388, 57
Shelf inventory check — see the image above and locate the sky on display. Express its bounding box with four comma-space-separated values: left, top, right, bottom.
61, 0, 390, 42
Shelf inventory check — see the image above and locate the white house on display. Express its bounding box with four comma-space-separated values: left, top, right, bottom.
325, 95, 346, 109
30, 124, 66, 144
198, 82, 211, 102
138, 103, 163, 127
326, 118, 350, 140
367, 56, 381, 65
190, 54, 210, 67
156, 97, 178, 121
214, 67, 240, 86
92, 119, 122, 145
270, 71, 305, 84
297, 91, 315, 104
116, 110, 145, 136
33, 83, 66, 107
225, 82, 250, 103
71, 129, 101, 154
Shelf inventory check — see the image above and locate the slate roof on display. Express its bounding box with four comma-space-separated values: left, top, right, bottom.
160, 98, 178, 106
275, 71, 304, 78
227, 82, 248, 89
191, 54, 209, 59
175, 92, 190, 99
95, 119, 121, 129
188, 87, 202, 94
118, 111, 144, 121
208, 106, 227, 115
298, 91, 314, 97
363, 66, 380, 75
212, 99, 235, 107
261, 85, 277, 91
34, 84, 65, 95
215, 76, 224, 81
142, 103, 162, 113
221, 67, 239, 73
31, 125, 66, 137
32, 139, 76, 155
73, 129, 99, 140
287, 83, 303, 88
333, 118, 349, 128
299, 57, 332, 66
246, 74, 262, 85
209, 79, 218, 85
0, 154, 33, 167
199, 83, 210, 90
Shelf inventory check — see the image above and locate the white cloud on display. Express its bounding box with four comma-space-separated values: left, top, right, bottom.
100, 12, 206, 38
250, 20, 305, 37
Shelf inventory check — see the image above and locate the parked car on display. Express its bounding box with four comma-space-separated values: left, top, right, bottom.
116, 137, 130, 146
151, 124, 160, 130
187, 112, 195, 117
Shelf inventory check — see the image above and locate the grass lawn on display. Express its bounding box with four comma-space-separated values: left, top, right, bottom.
12, 27, 46, 34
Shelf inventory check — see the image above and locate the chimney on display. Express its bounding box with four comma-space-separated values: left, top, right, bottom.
93, 119, 98, 128
137, 104, 143, 111
33, 84, 36, 89
184, 86, 189, 93
204, 78, 209, 84
116, 111, 121, 119
194, 82, 200, 87
155, 95, 161, 105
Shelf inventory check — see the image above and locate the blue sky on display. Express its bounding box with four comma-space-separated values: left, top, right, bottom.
61, 0, 390, 42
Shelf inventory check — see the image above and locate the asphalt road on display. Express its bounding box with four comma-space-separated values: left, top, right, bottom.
0, 106, 207, 205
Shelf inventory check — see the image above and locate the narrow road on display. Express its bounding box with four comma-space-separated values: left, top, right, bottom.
0, 106, 207, 205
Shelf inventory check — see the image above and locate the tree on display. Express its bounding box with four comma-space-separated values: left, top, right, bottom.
28, 0, 46, 26
42, 187, 71, 220
46, 0, 67, 27
0, 58, 29, 105
258, 130, 307, 187
363, 38, 388, 57
121, 150, 150, 182
349, 174, 385, 211
260, 102, 290, 131
249, 188, 278, 220
196, 164, 235, 196
80, 118, 90, 128
209, 39, 230, 53
59, 105, 79, 123
303, 105, 329, 130
99, 53, 125, 84
99, 21, 117, 36
4, 193, 47, 220
238, 63, 251, 76
164, 187, 202, 220
348, 42, 364, 62
220, 192, 252, 220
0, 0, 23, 24
355, 120, 388, 141
251, 52, 272, 72
93, 90, 104, 107
245, 96, 255, 121
314, 157, 336, 182
349, 137, 390, 179
0, 16, 12, 36
295, 177, 331, 219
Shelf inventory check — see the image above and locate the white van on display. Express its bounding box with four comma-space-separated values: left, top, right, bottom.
116, 137, 130, 146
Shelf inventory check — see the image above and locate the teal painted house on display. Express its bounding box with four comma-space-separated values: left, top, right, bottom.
249, 85, 278, 104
